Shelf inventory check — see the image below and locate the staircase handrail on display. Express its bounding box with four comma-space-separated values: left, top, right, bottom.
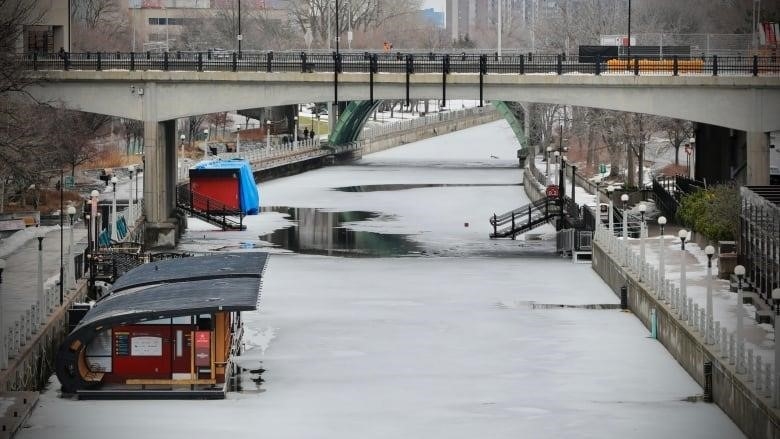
176, 183, 245, 230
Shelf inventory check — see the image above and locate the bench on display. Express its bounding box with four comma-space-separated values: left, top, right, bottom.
83, 372, 105, 382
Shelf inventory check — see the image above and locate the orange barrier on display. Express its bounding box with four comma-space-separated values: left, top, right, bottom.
606, 59, 704, 73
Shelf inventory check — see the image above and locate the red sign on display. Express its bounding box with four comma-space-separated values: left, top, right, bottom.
194, 331, 211, 367
546, 185, 560, 198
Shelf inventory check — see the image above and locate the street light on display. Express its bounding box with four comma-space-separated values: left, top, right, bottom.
734, 264, 746, 373
620, 193, 629, 241
203, 128, 209, 159
180, 134, 186, 154
553, 151, 560, 186
679, 229, 689, 302
607, 185, 615, 233
0, 258, 5, 369
237, 0, 242, 57
36, 228, 45, 326
127, 166, 135, 222
705, 245, 715, 344
66, 205, 76, 297
658, 216, 667, 283
638, 203, 647, 280
90, 190, 99, 252
266, 120, 272, 149
235, 125, 241, 153
293, 116, 298, 147
110, 176, 119, 242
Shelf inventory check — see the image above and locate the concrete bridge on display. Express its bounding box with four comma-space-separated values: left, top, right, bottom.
18, 52, 780, 246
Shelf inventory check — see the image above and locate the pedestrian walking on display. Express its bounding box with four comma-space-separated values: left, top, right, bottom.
303, 127, 309, 139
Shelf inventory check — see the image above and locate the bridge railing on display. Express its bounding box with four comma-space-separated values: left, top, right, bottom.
358, 106, 491, 140
21, 52, 780, 77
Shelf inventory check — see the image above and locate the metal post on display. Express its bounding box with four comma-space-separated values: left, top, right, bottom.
110, 177, 118, 242
266, 120, 272, 149
735, 264, 746, 373
658, 216, 666, 282
774, 288, 780, 407
639, 204, 646, 281
59, 169, 64, 311
705, 246, 715, 344
0, 259, 6, 369
67, 207, 76, 294
679, 230, 688, 312
203, 128, 209, 159
37, 233, 44, 326
607, 186, 615, 234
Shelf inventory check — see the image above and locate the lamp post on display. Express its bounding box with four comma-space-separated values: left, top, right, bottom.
110, 176, 118, 242
203, 128, 209, 159
658, 216, 667, 282
705, 245, 715, 344
266, 120, 272, 149
316, 113, 321, 138
772, 287, 780, 408
293, 116, 298, 147
679, 229, 688, 301
90, 190, 99, 252
66, 205, 76, 297
554, 151, 560, 186
620, 193, 629, 241
235, 125, 241, 153
127, 166, 135, 222
638, 203, 647, 280
0, 258, 5, 369
237, 0, 242, 57
58, 169, 64, 317
607, 185, 615, 233
735, 264, 745, 373
36, 228, 45, 326
180, 134, 186, 154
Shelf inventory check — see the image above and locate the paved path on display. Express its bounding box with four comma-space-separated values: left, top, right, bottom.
0, 225, 88, 333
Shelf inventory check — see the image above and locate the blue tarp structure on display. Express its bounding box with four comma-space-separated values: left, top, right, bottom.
191, 159, 260, 215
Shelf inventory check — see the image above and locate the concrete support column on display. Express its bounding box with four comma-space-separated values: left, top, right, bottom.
142, 118, 180, 249
746, 131, 770, 186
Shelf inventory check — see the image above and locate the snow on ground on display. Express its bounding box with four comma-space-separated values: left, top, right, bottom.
19, 120, 742, 439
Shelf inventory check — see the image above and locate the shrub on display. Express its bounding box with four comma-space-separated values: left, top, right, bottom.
678, 183, 739, 241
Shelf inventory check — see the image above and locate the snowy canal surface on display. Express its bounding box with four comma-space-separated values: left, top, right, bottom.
21, 121, 742, 438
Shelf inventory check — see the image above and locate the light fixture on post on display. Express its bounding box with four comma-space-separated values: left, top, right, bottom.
180, 134, 186, 154
90, 190, 99, 253
638, 203, 647, 280
620, 193, 629, 265
293, 116, 298, 147
734, 264, 746, 374
203, 128, 210, 159
553, 151, 560, 186
235, 125, 241, 153
266, 120, 272, 149
36, 228, 45, 326
679, 229, 689, 302
110, 176, 119, 242
0, 258, 5, 370
545, 146, 552, 180
127, 166, 135, 222
607, 185, 615, 234
658, 216, 667, 284
704, 245, 715, 344
66, 205, 76, 297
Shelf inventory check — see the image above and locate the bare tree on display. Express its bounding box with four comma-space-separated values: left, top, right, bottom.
659, 118, 693, 166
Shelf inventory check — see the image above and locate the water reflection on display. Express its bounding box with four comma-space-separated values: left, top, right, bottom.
258, 207, 421, 257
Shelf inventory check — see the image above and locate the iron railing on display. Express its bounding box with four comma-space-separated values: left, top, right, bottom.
175, 184, 245, 230
489, 197, 561, 238
21, 51, 780, 77
739, 186, 780, 309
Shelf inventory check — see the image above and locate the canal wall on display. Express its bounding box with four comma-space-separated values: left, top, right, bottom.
518, 155, 779, 438
591, 243, 780, 439
361, 107, 501, 155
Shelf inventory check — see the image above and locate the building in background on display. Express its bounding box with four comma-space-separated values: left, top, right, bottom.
420, 8, 445, 28
446, 0, 526, 41
17, 0, 70, 53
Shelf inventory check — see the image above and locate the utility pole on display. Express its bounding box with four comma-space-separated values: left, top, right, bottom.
237, 0, 242, 56
497, 0, 502, 59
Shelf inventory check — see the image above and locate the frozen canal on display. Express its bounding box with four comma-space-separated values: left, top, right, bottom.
21, 121, 742, 438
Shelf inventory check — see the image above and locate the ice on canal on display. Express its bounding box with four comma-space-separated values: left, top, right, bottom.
20, 120, 742, 438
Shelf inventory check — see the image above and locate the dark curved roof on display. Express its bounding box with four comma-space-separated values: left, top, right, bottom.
56, 252, 268, 394
109, 252, 268, 293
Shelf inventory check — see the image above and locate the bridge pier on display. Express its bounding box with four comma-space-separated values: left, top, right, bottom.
143, 118, 184, 249
746, 131, 770, 186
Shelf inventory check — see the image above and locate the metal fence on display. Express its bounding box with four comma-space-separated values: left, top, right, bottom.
20, 51, 780, 77
739, 186, 780, 309
594, 212, 777, 406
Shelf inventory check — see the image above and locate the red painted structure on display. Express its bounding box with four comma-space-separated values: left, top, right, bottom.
190, 170, 240, 212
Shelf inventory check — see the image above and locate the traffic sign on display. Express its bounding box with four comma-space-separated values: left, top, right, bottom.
546, 185, 560, 198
